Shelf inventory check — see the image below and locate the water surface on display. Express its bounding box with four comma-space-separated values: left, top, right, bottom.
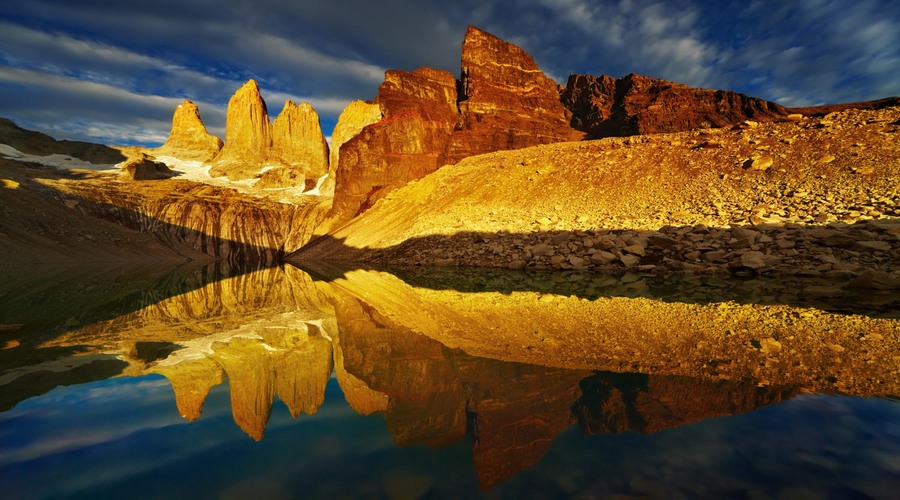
1, 264, 898, 498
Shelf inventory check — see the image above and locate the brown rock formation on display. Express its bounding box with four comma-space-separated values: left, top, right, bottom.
329, 67, 459, 222
118, 151, 175, 181
152, 100, 223, 162
441, 26, 583, 165
322, 100, 383, 197
210, 79, 272, 180
262, 100, 329, 190
327, 27, 585, 225
562, 73, 790, 139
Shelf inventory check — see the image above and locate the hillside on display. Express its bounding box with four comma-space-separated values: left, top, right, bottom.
296, 106, 900, 284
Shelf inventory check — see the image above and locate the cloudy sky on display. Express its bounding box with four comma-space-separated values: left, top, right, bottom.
1, 0, 898, 147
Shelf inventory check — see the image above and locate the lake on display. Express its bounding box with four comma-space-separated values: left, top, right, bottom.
1, 263, 898, 498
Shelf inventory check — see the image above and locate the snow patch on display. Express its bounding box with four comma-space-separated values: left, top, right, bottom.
0, 143, 117, 172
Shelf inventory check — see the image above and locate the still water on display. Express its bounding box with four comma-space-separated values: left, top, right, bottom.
1, 263, 898, 498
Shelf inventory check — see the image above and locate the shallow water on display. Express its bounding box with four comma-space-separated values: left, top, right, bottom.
1, 263, 898, 498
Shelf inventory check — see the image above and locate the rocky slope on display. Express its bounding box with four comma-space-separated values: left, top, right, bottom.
324, 100, 383, 196
297, 106, 900, 284
151, 100, 223, 162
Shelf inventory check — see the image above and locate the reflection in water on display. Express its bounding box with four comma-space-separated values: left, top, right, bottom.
0, 264, 898, 496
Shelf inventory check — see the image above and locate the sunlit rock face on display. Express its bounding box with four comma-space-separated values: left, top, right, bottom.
210, 79, 273, 180
153, 357, 224, 422
562, 73, 790, 139
323, 100, 383, 197
329, 67, 458, 223
118, 152, 175, 181
327, 27, 581, 224
152, 100, 223, 162
263, 100, 330, 190
441, 26, 583, 165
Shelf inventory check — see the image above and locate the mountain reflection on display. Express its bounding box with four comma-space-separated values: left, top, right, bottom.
2, 263, 897, 489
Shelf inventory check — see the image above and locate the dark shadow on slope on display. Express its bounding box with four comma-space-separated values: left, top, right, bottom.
292, 217, 900, 318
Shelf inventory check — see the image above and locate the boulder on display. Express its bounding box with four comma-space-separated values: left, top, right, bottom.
153, 100, 223, 162
119, 152, 175, 181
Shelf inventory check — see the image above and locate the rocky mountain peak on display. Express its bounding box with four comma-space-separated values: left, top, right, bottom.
209, 79, 272, 180
264, 99, 329, 189
153, 99, 223, 162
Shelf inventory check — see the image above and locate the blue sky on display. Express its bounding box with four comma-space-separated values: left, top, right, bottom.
1, 0, 898, 147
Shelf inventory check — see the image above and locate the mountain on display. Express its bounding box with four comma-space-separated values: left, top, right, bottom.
152, 100, 222, 162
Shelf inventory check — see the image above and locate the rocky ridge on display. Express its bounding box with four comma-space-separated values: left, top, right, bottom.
562, 73, 791, 139
265, 100, 329, 190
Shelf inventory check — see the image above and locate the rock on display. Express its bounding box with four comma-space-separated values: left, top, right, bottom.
441, 26, 582, 164
549, 255, 566, 266
619, 254, 641, 267
210, 80, 272, 180
647, 234, 679, 248
739, 251, 767, 270
530, 243, 551, 257
153, 100, 223, 162
329, 67, 459, 222
508, 259, 526, 270
847, 270, 900, 290
324, 100, 383, 196
758, 337, 782, 354
119, 152, 175, 181
853, 240, 891, 253
562, 73, 789, 139
590, 251, 617, 263
623, 244, 646, 256
568, 255, 585, 268
743, 156, 774, 171
264, 100, 329, 188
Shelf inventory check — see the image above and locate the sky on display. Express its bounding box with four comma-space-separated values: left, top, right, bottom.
0, 0, 898, 147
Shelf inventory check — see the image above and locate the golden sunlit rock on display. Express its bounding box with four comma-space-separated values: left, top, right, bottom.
152, 100, 223, 162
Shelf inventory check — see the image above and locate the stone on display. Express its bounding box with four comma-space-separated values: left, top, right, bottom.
210, 80, 272, 180
264, 100, 329, 188
153, 100, 223, 162
739, 251, 767, 270
590, 251, 617, 263
508, 259, 526, 270
619, 254, 641, 267
562, 73, 790, 139
743, 156, 774, 171
568, 255, 585, 267
623, 244, 646, 256
119, 152, 175, 181
530, 243, 551, 257
847, 270, 900, 290
853, 240, 891, 252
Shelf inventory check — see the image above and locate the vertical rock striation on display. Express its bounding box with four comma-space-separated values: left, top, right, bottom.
210, 79, 272, 180
152, 100, 223, 162
263, 100, 330, 190
329, 67, 459, 222
441, 26, 583, 165
323, 100, 384, 197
